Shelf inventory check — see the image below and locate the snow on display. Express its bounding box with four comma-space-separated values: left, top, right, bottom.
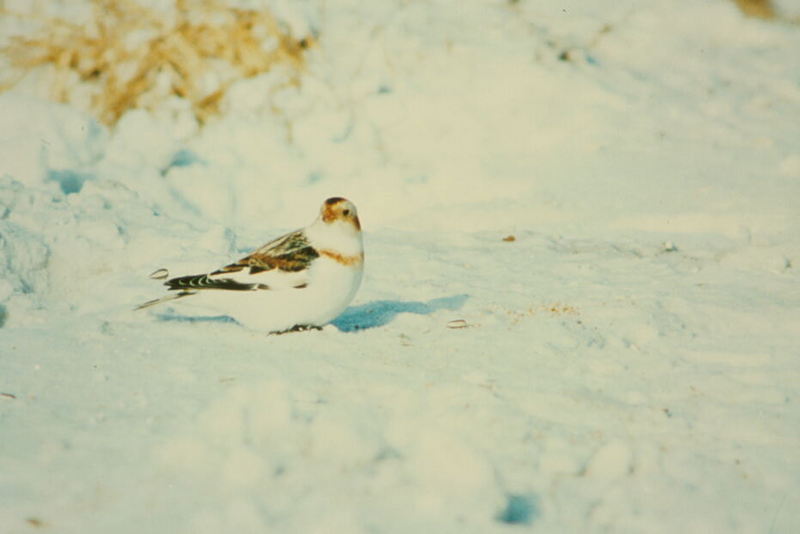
1, 0, 800, 532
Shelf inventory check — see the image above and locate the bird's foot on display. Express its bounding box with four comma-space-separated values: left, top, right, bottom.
271, 324, 323, 335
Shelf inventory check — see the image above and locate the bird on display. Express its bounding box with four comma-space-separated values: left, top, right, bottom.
136, 197, 364, 334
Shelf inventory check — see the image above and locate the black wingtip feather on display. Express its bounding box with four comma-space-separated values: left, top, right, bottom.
165, 274, 261, 292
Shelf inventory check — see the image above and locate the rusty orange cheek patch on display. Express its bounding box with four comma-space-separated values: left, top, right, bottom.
319, 249, 364, 266
322, 206, 336, 222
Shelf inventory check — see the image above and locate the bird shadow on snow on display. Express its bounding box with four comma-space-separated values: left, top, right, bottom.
152, 294, 469, 333
154, 313, 237, 324
332, 294, 469, 332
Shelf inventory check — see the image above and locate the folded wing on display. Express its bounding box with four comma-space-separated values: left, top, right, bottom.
164, 229, 318, 293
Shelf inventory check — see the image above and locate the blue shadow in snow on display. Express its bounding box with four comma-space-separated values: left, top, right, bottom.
155, 313, 237, 324
48, 169, 91, 195
497, 494, 540, 526
332, 294, 469, 332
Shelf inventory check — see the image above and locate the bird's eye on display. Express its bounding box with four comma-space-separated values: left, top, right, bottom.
343, 209, 351, 216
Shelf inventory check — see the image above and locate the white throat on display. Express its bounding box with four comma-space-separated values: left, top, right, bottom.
305, 218, 363, 256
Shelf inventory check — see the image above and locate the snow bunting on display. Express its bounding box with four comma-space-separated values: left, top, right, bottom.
137, 197, 364, 333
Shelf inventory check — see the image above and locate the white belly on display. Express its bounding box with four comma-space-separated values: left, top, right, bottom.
172, 256, 363, 333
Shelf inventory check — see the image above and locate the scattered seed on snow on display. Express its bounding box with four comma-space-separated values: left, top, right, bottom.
149, 268, 169, 280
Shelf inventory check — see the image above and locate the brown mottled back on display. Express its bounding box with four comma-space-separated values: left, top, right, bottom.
212, 230, 319, 276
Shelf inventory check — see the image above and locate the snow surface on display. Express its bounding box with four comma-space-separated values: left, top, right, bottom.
1, 0, 800, 532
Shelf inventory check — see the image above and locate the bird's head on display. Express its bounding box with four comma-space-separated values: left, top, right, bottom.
320, 197, 361, 231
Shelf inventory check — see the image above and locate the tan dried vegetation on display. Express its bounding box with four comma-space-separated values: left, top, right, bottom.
733, 0, 775, 19
0, 0, 311, 126
505, 303, 581, 326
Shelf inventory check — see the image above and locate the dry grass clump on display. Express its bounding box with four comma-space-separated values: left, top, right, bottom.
0, 0, 312, 126
733, 0, 775, 19
731, 1, 800, 23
